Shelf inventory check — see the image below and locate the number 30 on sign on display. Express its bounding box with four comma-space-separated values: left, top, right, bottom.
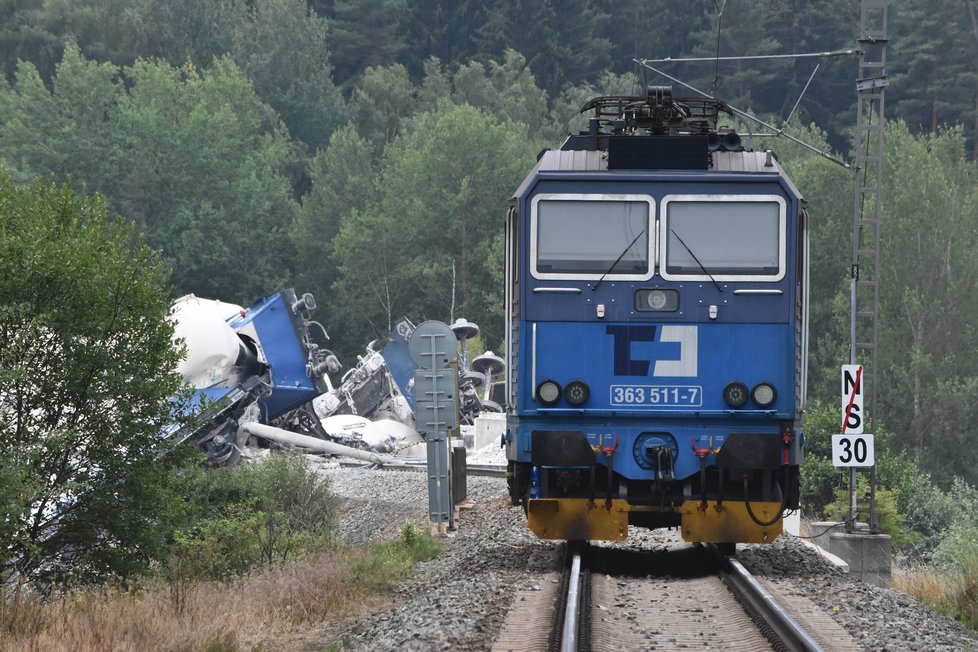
831, 434, 875, 467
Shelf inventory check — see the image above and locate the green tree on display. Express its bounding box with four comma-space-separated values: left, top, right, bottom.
332, 103, 535, 350
0, 47, 301, 303
877, 122, 978, 485
474, 0, 611, 96
248, 453, 336, 566
292, 123, 376, 320
0, 168, 189, 586
890, 1, 976, 144
352, 62, 420, 150
328, 0, 409, 89
0, 0, 63, 83
31, 0, 246, 71
0, 44, 125, 190
760, 0, 858, 141
232, 0, 347, 151
402, 0, 486, 78
596, 0, 711, 65
774, 124, 854, 406
451, 49, 550, 138
117, 55, 300, 301
933, 478, 978, 570
168, 454, 336, 581
684, 0, 788, 109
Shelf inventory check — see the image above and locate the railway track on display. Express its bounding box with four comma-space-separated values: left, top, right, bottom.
493, 542, 860, 652
336, 458, 507, 477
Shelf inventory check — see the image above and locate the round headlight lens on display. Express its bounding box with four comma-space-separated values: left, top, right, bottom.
564, 380, 590, 406
752, 382, 777, 408
723, 381, 749, 408
647, 289, 668, 310
537, 380, 562, 406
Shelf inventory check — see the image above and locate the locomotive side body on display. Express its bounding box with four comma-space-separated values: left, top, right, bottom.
504, 92, 807, 545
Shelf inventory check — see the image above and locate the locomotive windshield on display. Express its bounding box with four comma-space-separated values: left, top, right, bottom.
661, 195, 785, 281
532, 196, 652, 278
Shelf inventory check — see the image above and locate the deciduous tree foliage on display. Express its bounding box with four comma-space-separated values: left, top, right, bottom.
331, 104, 535, 352
292, 123, 375, 334
0, 46, 300, 303
877, 122, 978, 485
117, 55, 299, 301
774, 124, 855, 406
0, 169, 189, 586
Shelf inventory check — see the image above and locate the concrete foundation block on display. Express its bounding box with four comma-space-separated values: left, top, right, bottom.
473, 412, 506, 450
828, 531, 892, 587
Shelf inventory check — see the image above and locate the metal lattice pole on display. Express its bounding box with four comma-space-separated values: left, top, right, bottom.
849, 0, 888, 533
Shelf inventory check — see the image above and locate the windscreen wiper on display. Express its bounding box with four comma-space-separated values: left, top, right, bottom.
670, 229, 723, 293
593, 230, 645, 292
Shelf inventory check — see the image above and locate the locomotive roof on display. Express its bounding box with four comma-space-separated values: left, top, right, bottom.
512, 148, 804, 202
536, 148, 783, 173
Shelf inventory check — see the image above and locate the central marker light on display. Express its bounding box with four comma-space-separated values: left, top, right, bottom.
723, 381, 749, 408
564, 380, 590, 406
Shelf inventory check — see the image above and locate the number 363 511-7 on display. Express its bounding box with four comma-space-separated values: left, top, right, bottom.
831, 434, 875, 467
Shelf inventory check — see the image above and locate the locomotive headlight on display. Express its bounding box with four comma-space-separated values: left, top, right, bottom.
564, 380, 590, 406
537, 379, 562, 406
722, 381, 749, 408
635, 288, 679, 312
647, 290, 668, 310
751, 382, 777, 408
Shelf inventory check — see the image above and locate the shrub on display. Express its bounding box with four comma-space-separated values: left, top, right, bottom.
165, 453, 337, 583
933, 479, 978, 572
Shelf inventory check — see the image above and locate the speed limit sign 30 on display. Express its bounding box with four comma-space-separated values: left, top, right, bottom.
832, 434, 875, 467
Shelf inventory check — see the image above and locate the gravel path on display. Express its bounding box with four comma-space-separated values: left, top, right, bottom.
306, 455, 978, 652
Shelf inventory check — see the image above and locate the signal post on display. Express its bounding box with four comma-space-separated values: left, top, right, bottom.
811, 363, 891, 587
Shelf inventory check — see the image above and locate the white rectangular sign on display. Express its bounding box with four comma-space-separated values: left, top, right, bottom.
841, 364, 864, 434
832, 434, 875, 467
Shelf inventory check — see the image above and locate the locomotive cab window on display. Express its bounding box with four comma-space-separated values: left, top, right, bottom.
531, 194, 654, 280
660, 195, 786, 282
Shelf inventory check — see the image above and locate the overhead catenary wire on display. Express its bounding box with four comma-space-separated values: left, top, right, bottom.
640, 49, 860, 64
632, 58, 854, 169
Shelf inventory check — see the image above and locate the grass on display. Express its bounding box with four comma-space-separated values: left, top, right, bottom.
0, 523, 440, 651
894, 561, 978, 631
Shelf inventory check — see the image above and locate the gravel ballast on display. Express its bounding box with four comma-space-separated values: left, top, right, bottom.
309, 455, 978, 652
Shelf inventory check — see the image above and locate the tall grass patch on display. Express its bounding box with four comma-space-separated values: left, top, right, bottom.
0, 514, 443, 650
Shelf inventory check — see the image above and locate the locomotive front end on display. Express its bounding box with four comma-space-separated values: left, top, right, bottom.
504, 88, 807, 546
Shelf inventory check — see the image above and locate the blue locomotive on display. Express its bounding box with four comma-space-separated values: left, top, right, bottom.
503, 87, 806, 547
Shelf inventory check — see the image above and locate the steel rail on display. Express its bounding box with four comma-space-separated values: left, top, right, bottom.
560, 553, 582, 652
337, 459, 506, 477
722, 556, 824, 652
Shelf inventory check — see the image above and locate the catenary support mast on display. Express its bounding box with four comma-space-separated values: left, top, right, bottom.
849, 0, 888, 533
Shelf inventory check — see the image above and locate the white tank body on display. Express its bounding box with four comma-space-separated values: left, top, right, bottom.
170, 294, 245, 388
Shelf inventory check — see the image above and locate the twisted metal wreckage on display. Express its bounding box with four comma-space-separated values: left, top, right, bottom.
168, 289, 504, 467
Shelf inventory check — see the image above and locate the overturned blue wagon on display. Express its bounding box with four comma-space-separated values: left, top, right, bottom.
170, 288, 338, 466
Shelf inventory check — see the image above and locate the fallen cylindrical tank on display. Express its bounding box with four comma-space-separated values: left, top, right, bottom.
239, 421, 407, 467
